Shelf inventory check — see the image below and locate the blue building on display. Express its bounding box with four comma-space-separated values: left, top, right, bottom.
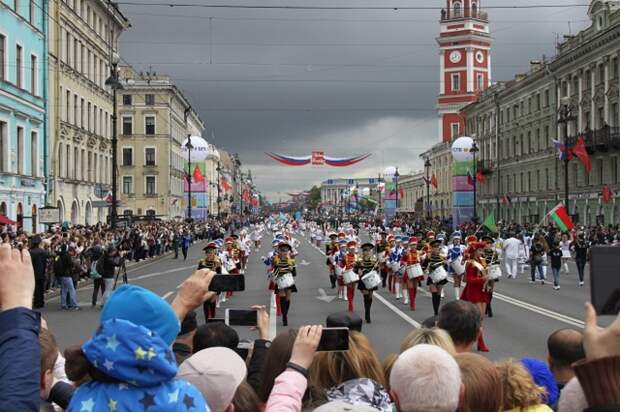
0, 0, 47, 232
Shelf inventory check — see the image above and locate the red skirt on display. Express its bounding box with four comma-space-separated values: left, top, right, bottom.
460, 283, 490, 304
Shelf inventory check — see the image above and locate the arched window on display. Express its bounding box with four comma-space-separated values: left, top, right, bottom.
453, 1, 462, 17
471, 2, 478, 17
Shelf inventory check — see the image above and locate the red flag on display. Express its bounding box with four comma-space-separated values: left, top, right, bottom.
467, 170, 475, 187
571, 136, 591, 174
219, 177, 232, 192
431, 174, 438, 189
192, 165, 204, 183
500, 195, 511, 205
602, 185, 615, 204
476, 170, 486, 184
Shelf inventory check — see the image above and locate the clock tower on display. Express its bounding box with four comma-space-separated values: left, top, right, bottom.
437, 0, 492, 142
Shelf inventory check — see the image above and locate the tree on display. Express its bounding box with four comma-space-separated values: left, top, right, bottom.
306, 186, 321, 210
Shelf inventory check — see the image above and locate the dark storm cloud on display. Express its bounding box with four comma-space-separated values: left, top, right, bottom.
118, 0, 587, 199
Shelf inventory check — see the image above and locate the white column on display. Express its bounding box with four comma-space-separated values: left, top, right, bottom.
466, 47, 474, 93
604, 57, 610, 124
566, 76, 573, 136
487, 51, 492, 85
591, 66, 596, 129
439, 50, 445, 95
578, 70, 583, 132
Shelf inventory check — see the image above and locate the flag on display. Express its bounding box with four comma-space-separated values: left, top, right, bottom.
500, 194, 511, 205
552, 139, 574, 161
398, 187, 405, 199
572, 136, 592, 174
482, 212, 497, 232
467, 170, 475, 186
602, 185, 615, 204
476, 169, 486, 184
192, 164, 204, 183
104, 191, 113, 203
431, 174, 438, 189
547, 203, 575, 232
220, 177, 232, 192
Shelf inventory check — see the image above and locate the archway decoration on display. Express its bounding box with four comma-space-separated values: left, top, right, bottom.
265, 152, 371, 167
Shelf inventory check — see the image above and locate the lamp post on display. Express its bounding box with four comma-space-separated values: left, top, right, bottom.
471, 140, 480, 223
216, 162, 221, 216
558, 96, 576, 210
105, 52, 122, 228
394, 168, 400, 215
424, 158, 431, 220
185, 138, 193, 222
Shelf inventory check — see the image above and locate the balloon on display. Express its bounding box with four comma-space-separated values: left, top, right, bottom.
361, 187, 371, 197
451, 136, 475, 162
182, 136, 210, 162
384, 166, 397, 177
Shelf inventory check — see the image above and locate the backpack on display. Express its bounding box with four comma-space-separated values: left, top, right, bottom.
53, 256, 64, 276
89, 260, 102, 279
95, 257, 105, 277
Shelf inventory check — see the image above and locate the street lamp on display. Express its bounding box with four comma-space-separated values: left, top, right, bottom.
394, 168, 400, 214
424, 158, 431, 220
105, 51, 122, 228
558, 96, 576, 210
184, 138, 194, 222
471, 140, 480, 223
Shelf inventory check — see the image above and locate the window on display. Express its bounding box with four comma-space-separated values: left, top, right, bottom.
122, 95, 132, 105
613, 58, 619, 79
145, 148, 156, 166
146, 209, 156, 217
451, 73, 460, 92
122, 148, 133, 166
0, 35, 5, 80
0, 121, 6, 172
80, 98, 84, 128
16, 45, 23, 88
17, 127, 24, 174
30, 55, 37, 95
544, 89, 550, 107
145, 116, 155, 135
31, 131, 37, 176
599, 64, 605, 85
122, 116, 132, 135
536, 94, 541, 110
145, 176, 156, 195
66, 90, 71, 122
29, 0, 35, 23
122, 176, 133, 194
545, 168, 549, 190
145, 94, 155, 105
451, 123, 460, 138
586, 70, 592, 89
612, 157, 618, 184
453, 1, 462, 17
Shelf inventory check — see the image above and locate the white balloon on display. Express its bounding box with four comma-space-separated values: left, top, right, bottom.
361, 187, 371, 197
384, 166, 397, 176
182, 136, 210, 162
451, 136, 475, 162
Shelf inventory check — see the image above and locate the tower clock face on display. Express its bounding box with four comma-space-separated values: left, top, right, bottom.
475, 51, 485, 63
449, 50, 462, 63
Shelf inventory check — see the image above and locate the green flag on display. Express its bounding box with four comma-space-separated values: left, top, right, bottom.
482, 212, 497, 232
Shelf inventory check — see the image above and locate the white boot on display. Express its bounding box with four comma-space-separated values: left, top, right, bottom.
454, 286, 460, 300
563, 262, 569, 273
395, 282, 401, 299
440, 289, 445, 298
403, 287, 409, 305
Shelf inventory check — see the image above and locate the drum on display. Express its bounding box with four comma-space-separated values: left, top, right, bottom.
361, 270, 382, 289
276, 273, 295, 289
334, 265, 344, 276
406, 263, 424, 279
389, 261, 401, 273
488, 264, 502, 280
430, 266, 448, 283
343, 269, 360, 284
450, 259, 466, 275
378, 252, 387, 264
224, 259, 236, 273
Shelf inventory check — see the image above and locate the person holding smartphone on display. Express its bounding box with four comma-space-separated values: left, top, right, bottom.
198, 242, 222, 320
271, 241, 297, 326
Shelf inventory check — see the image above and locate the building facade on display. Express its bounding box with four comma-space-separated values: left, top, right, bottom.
437, 0, 492, 142
396, 172, 426, 214
47, 0, 129, 225
116, 67, 203, 220
0, 0, 47, 232
463, 0, 620, 225
420, 142, 454, 219
320, 177, 382, 214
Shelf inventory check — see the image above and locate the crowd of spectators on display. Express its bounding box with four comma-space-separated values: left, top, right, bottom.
0, 237, 618, 412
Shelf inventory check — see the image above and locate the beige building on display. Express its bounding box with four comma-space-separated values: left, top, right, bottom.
420, 142, 454, 219
462, 0, 620, 225
47, 0, 129, 224
397, 171, 426, 214
116, 67, 204, 220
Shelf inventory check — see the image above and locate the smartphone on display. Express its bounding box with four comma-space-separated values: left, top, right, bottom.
590, 246, 620, 315
208, 275, 245, 292
206, 318, 225, 324
317, 327, 349, 352
236, 340, 252, 360
225, 309, 258, 327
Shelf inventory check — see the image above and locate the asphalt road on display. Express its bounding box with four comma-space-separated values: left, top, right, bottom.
44, 232, 595, 363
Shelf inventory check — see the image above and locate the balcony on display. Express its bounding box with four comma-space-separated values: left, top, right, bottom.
574, 125, 620, 153
477, 160, 495, 175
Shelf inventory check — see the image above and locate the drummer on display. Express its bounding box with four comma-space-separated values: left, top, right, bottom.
271, 241, 297, 327
388, 236, 404, 297
447, 232, 466, 300
355, 242, 379, 323
375, 231, 390, 288
198, 242, 222, 320
400, 236, 423, 311
339, 240, 359, 313
461, 241, 491, 352
482, 235, 500, 318
426, 239, 448, 316
325, 233, 339, 289
335, 239, 348, 301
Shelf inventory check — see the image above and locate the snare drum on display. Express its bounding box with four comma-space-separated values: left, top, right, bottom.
361, 270, 382, 289
343, 269, 360, 284
487, 264, 502, 280
430, 266, 448, 283
389, 261, 401, 273
378, 252, 387, 264
276, 273, 295, 289
450, 259, 466, 275
334, 265, 344, 277
406, 263, 424, 279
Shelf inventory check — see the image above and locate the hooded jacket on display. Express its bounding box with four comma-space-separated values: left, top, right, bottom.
68, 319, 209, 412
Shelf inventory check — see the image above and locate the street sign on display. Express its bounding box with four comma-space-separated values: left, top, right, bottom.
39, 207, 61, 224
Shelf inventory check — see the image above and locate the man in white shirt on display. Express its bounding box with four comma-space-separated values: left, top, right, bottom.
502, 234, 522, 279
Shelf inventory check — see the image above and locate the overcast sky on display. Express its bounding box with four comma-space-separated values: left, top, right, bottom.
118, 0, 590, 201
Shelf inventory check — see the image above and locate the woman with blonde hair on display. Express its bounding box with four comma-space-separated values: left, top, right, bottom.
456, 353, 503, 412
497, 360, 552, 412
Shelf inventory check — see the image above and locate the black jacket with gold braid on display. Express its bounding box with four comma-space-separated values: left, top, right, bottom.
354, 256, 377, 275
272, 255, 297, 277
198, 256, 222, 274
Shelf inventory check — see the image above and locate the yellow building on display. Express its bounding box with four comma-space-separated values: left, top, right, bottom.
116, 67, 204, 219
420, 142, 454, 219
47, 0, 129, 224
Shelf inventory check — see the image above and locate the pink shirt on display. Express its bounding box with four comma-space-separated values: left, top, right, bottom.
265, 370, 308, 412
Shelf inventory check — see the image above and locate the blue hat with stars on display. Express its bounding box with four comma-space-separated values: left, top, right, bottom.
101, 285, 180, 346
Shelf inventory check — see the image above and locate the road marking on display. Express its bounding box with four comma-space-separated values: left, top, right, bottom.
492, 292, 584, 327
161, 291, 175, 300
269, 293, 277, 340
